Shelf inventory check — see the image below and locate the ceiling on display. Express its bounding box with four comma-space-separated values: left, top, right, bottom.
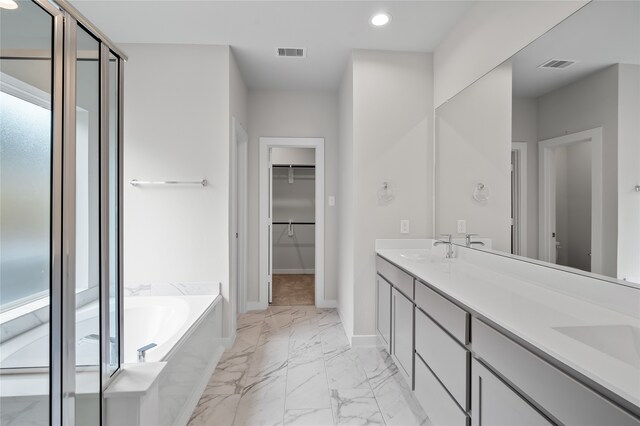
512, 1, 640, 98
69, 0, 472, 91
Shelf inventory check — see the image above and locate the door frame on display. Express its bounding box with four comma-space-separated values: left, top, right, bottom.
511, 142, 528, 257
259, 137, 325, 309
538, 127, 603, 273
230, 117, 249, 325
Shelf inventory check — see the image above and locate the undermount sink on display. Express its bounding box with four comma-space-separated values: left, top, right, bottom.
554, 324, 640, 367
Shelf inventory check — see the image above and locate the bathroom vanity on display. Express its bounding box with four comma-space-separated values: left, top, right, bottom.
375, 240, 640, 426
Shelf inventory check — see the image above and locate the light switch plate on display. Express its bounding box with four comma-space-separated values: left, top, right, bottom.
457, 219, 466, 233
328, 196, 335, 206
400, 220, 410, 234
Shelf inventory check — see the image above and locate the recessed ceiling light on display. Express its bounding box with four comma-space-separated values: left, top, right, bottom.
0, 0, 18, 10
370, 13, 391, 27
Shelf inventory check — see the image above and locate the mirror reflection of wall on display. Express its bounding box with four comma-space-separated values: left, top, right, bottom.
436, 1, 640, 284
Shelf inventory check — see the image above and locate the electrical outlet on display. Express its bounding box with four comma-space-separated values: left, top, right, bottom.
328, 196, 335, 206
457, 219, 466, 233
400, 220, 410, 234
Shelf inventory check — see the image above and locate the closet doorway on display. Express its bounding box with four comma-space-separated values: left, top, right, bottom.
272, 148, 315, 305
259, 138, 325, 309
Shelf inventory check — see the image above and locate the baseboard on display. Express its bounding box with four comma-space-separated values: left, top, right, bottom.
316, 299, 337, 309
173, 344, 225, 426
350, 334, 379, 347
221, 332, 236, 349
336, 307, 354, 343
272, 269, 315, 275
246, 301, 267, 311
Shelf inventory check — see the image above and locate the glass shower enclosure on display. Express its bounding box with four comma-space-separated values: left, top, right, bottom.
0, 1, 125, 424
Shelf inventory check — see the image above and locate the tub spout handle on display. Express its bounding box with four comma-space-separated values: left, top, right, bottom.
137, 343, 157, 363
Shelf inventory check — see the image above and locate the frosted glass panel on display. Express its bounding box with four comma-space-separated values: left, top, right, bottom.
0, 91, 51, 307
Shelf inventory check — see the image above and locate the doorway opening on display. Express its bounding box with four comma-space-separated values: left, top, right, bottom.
272, 149, 315, 305
539, 128, 603, 274
259, 138, 325, 309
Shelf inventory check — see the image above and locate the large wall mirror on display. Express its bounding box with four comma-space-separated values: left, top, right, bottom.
435, 0, 640, 285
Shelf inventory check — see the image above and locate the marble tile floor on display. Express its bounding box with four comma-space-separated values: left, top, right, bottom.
188, 306, 431, 426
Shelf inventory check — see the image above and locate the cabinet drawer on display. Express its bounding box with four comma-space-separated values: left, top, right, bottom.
416, 309, 469, 410
472, 318, 640, 426
415, 281, 468, 344
376, 256, 414, 298
415, 355, 468, 426
472, 358, 552, 426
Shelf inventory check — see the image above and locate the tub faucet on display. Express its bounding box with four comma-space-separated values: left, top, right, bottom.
465, 233, 485, 248
137, 343, 157, 363
434, 234, 454, 258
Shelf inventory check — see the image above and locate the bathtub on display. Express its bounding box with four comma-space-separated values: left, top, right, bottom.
0, 295, 218, 368
0, 294, 224, 426
109, 294, 225, 426
123, 295, 218, 363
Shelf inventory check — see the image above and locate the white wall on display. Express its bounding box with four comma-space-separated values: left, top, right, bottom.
122, 44, 234, 331
337, 59, 354, 340
247, 90, 339, 302
512, 97, 539, 257
617, 64, 640, 283
434, 1, 587, 108
347, 50, 433, 339
272, 147, 315, 166
538, 65, 619, 278
436, 61, 513, 253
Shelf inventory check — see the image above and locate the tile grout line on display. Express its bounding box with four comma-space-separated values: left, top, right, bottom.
230, 312, 265, 426
319, 313, 338, 426
282, 308, 292, 425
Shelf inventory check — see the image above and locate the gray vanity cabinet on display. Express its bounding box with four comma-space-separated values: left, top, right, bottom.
376, 275, 391, 348
391, 287, 414, 381
375, 255, 640, 426
471, 359, 552, 426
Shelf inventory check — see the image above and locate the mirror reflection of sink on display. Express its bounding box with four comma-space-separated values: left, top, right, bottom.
553, 325, 640, 367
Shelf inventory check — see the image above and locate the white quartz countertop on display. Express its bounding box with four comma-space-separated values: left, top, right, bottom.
375, 242, 640, 411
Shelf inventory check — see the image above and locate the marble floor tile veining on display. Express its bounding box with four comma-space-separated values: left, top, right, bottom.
188, 306, 431, 426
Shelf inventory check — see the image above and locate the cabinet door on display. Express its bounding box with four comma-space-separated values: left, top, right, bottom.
392, 288, 414, 382
376, 275, 391, 348
471, 359, 552, 426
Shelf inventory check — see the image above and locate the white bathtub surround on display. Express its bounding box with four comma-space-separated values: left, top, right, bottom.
124, 282, 219, 298
188, 306, 429, 426
375, 239, 640, 413
106, 295, 225, 426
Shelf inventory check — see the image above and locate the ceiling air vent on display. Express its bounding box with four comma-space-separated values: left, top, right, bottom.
538, 59, 577, 69
276, 47, 306, 58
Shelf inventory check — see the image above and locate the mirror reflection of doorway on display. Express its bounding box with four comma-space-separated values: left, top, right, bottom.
539, 128, 603, 274
270, 147, 316, 305
553, 141, 592, 271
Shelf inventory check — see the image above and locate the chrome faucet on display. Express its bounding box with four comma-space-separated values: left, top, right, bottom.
465, 233, 485, 248
137, 343, 157, 362
434, 234, 454, 258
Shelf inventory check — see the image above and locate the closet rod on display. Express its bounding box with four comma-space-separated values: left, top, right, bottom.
272, 164, 315, 169
272, 221, 315, 225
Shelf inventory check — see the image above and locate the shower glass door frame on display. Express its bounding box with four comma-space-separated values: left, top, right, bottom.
1, 1, 126, 424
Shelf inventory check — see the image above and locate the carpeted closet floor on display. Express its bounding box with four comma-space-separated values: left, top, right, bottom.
271, 274, 315, 306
